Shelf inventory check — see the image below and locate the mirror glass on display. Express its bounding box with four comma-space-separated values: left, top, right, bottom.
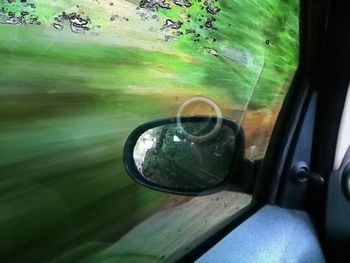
133, 120, 237, 190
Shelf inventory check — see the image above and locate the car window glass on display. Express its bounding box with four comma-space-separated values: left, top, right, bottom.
0, 0, 299, 261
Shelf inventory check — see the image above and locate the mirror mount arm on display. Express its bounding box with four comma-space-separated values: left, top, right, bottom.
237, 158, 261, 194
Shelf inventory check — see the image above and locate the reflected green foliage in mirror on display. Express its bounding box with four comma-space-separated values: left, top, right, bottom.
133, 121, 236, 190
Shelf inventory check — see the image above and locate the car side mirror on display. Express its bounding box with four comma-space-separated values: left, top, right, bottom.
123, 117, 254, 195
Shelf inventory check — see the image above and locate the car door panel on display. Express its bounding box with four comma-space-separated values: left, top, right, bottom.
197, 205, 326, 263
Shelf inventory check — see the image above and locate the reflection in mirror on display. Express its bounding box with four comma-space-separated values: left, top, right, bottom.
133, 121, 236, 190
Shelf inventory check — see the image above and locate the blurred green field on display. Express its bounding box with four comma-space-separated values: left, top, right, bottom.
0, 0, 298, 261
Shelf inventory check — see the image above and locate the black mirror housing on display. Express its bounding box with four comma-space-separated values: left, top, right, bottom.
123, 117, 248, 195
